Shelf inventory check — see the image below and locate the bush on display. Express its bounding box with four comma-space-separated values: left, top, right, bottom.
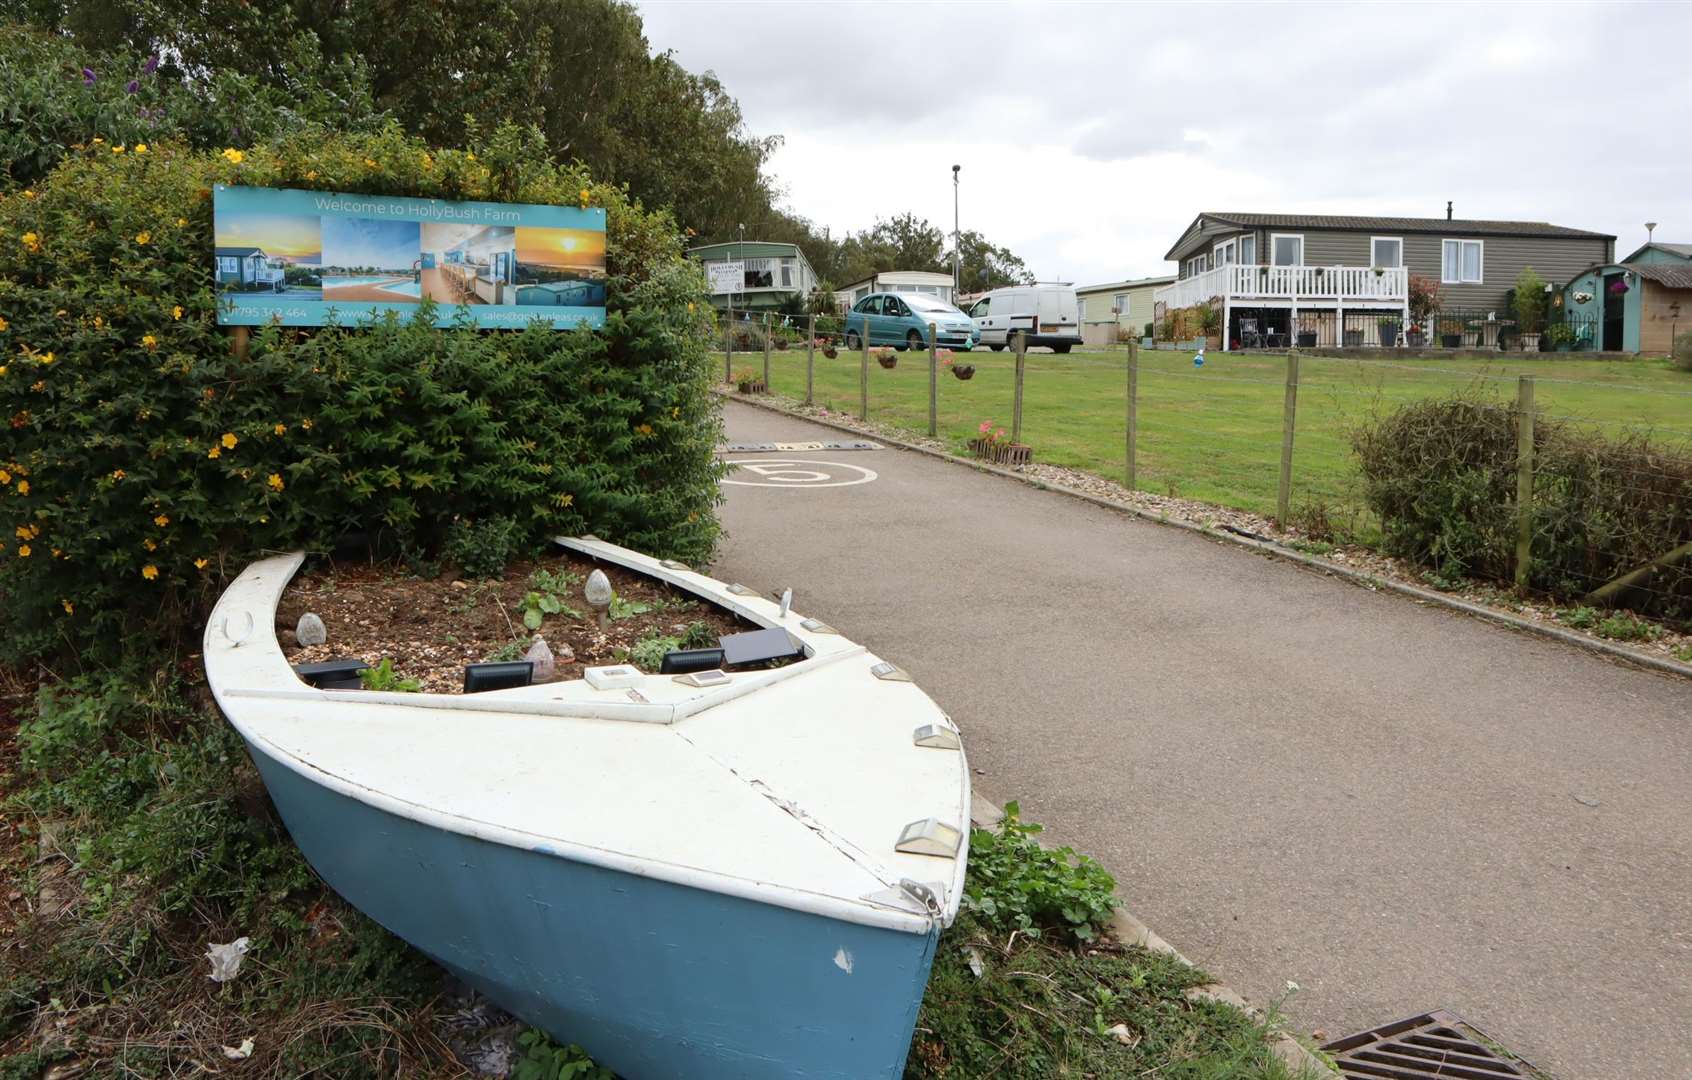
1352, 394, 1692, 619
0, 124, 723, 665
1673, 330, 1692, 373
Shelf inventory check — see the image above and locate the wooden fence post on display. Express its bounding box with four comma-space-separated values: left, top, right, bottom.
927, 322, 939, 437
1125, 338, 1138, 490
804, 314, 815, 406
762, 313, 772, 391
1276, 349, 1300, 525
859, 327, 869, 421
1011, 331, 1027, 444
230, 325, 250, 362
1515, 376, 1535, 592
724, 303, 733, 382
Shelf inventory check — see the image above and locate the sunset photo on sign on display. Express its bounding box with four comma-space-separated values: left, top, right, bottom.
513, 226, 607, 305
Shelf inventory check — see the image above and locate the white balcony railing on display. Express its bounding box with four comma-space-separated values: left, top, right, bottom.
1155, 264, 1407, 310
255, 265, 285, 283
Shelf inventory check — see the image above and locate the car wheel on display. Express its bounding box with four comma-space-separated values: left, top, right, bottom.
989, 344, 1004, 352
844, 330, 861, 350
1052, 343, 1072, 354
907, 330, 927, 352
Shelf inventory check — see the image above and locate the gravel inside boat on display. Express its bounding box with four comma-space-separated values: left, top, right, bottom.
282, 549, 760, 693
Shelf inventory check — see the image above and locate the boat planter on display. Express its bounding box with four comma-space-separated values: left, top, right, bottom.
951, 363, 975, 381
204, 539, 969, 1080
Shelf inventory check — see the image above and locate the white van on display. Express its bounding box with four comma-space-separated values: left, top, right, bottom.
966, 284, 1083, 353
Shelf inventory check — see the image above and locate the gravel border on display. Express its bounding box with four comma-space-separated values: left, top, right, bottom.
719, 388, 1692, 683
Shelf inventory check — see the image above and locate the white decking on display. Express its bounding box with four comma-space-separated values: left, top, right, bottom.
203, 540, 971, 935
1155, 264, 1407, 310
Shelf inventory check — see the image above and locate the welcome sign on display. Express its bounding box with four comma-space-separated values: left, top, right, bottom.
213, 185, 607, 329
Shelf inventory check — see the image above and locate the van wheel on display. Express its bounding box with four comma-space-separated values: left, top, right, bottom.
1052, 343, 1072, 354
906, 330, 925, 352
844, 330, 861, 350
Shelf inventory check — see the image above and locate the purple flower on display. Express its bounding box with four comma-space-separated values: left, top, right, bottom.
126, 79, 140, 94
82, 68, 96, 86
143, 54, 159, 75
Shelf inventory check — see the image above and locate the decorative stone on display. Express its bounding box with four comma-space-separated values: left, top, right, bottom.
525, 637, 557, 682
295, 612, 327, 647
554, 641, 575, 664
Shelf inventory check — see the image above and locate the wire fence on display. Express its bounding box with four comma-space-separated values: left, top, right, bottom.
719, 312, 1692, 621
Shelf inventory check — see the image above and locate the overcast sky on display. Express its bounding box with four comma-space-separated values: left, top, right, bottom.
636, 1, 1691, 287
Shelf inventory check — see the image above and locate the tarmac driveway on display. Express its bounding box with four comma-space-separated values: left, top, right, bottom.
706, 400, 1691, 1080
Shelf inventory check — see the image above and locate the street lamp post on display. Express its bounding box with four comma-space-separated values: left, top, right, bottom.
951, 165, 961, 296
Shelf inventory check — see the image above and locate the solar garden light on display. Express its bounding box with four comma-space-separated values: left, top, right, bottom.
584, 568, 613, 630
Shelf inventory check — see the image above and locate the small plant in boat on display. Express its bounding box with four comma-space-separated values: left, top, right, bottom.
358, 658, 423, 693
517, 568, 586, 630
624, 630, 684, 671
962, 800, 1118, 943
608, 594, 652, 621
485, 640, 527, 662
513, 1030, 613, 1080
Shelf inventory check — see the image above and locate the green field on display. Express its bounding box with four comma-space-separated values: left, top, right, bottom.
739, 344, 1692, 526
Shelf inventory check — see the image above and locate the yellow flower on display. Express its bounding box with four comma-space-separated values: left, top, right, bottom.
154, 513, 170, 527
635, 423, 653, 436
207, 446, 220, 459
578, 188, 590, 208
176, 217, 187, 227
300, 418, 313, 430
0, 316, 7, 331
135, 231, 151, 245
305, 170, 318, 181
172, 306, 183, 320
93, 316, 103, 328
194, 557, 208, 570
222, 148, 245, 164
92, 137, 103, 144
38, 351, 53, 365
16, 480, 27, 495
14, 525, 29, 539
687, 302, 695, 313
364, 158, 377, 168
466, 152, 475, 162
143, 538, 157, 551
141, 564, 158, 580
273, 423, 286, 435
110, 468, 125, 480
29, 380, 44, 392
21, 232, 40, 252
17, 544, 29, 557
266, 473, 284, 492
21, 190, 33, 199
221, 432, 238, 449
61, 600, 73, 614
0, 469, 9, 484
142, 334, 159, 350
134, 143, 147, 154
112, 144, 125, 154
671, 406, 681, 419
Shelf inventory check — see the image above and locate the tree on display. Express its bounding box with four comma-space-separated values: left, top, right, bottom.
945, 229, 1034, 290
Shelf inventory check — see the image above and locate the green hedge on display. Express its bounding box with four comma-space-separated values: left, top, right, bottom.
1352, 395, 1692, 619
0, 124, 723, 664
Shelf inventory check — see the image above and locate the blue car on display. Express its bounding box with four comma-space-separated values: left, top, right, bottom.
844, 292, 979, 351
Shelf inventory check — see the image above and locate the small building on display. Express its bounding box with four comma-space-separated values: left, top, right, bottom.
839, 271, 957, 309
689, 241, 818, 311
1076, 275, 1175, 345
1561, 242, 1692, 354
215, 246, 285, 289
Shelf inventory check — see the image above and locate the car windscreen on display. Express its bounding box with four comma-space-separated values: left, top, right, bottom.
904, 295, 964, 317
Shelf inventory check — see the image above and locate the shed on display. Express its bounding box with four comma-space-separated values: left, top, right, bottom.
1562, 243, 1692, 354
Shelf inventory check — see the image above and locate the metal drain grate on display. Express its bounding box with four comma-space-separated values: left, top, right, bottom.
1321, 1010, 1549, 1079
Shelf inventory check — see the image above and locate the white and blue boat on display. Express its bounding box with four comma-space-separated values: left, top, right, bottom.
203, 537, 969, 1078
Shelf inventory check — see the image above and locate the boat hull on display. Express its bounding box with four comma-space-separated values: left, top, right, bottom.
243, 736, 940, 1079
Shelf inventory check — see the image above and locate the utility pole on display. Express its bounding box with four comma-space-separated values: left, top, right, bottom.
952, 165, 961, 297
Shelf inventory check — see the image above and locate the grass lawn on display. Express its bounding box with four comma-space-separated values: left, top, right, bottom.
746, 344, 1692, 526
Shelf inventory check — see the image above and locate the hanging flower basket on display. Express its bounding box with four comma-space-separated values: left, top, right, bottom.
1609, 279, 1630, 295
822, 346, 838, 359
874, 348, 897, 370
952, 363, 975, 381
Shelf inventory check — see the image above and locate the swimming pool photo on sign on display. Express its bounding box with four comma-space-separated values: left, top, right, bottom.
321, 217, 423, 302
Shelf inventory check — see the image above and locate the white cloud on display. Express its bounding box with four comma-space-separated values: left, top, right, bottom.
637, 0, 1692, 284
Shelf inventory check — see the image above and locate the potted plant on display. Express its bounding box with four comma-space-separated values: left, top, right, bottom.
733, 367, 765, 394
1544, 322, 1575, 352
1342, 327, 1364, 347
874, 346, 897, 370
1377, 317, 1402, 347
1196, 301, 1222, 350
967, 420, 1005, 459
1438, 316, 1463, 349
1405, 322, 1427, 348
1512, 268, 1546, 353
1408, 274, 1441, 342
1295, 316, 1319, 349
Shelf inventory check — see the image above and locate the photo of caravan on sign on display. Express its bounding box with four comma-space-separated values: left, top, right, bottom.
213, 186, 606, 330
